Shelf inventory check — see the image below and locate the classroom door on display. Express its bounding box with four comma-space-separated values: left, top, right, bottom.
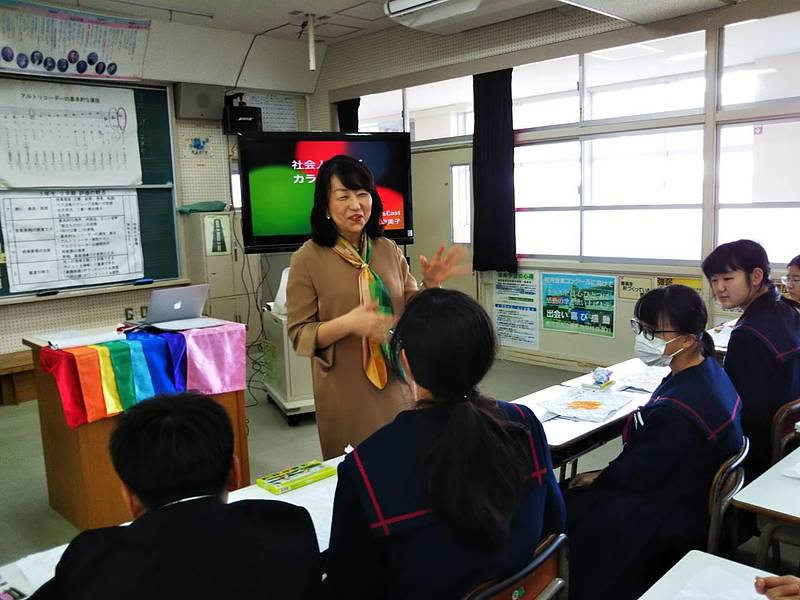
409, 147, 477, 298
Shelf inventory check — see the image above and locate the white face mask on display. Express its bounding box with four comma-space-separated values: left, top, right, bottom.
634, 332, 686, 367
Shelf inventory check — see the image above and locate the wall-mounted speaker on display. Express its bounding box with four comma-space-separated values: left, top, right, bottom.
174, 83, 226, 120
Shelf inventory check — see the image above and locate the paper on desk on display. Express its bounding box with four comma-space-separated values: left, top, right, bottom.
36, 329, 125, 349
782, 461, 800, 479
16, 543, 68, 591
709, 324, 734, 349
672, 565, 761, 599
617, 366, 669, 394
538, 388, 634, 423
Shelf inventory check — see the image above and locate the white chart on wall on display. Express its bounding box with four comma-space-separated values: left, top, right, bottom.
493, 271, 540, 351
0, 189, 144, 293
0, 80, 142, 188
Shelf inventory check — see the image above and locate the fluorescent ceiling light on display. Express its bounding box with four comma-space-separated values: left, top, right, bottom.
667, 51, 707, 62
590, 43, 663, 62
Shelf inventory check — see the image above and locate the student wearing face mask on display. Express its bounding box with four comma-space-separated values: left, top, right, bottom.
564, 285, 743, 600
702, 240, 800, 481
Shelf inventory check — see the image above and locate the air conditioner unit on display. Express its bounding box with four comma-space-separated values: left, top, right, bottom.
384, 0, 560, 35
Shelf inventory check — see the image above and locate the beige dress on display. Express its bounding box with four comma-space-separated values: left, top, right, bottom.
287, 237, 416, 459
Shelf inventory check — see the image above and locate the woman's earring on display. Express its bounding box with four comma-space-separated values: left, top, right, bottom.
326, 213, 331, 220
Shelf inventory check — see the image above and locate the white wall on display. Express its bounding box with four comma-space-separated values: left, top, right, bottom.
143, 20, 325, 93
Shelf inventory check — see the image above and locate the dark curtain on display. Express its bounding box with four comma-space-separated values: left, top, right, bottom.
336, 98, 360, 132
472, 69, 517, 273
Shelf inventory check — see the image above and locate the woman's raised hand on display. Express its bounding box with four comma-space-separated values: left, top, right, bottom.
419, 244, 471, 288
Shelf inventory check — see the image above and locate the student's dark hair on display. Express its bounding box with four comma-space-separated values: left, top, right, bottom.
309, 154, 385, 247
634, 285, 715, 357
789, 255, 800, 269
109, 392, 233, 510
389, 288, 531, 547
701, 239, 773, 290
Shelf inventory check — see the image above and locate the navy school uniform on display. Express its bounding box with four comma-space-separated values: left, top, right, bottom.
565, 358, 743, 600
323, 400, 566, 600
723, 290, 800, 480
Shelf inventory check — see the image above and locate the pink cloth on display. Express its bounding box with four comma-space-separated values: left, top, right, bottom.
181, 323, 246, 394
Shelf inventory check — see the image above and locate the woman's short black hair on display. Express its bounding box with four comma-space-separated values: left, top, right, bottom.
309, 154, 384, 247
789, 255, 800, 269
109, 392, 233, 510
634, 285, 715, 356
702, 239, 773, 288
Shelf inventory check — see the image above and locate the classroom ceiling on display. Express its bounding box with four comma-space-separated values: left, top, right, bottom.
51, 0, 741, 43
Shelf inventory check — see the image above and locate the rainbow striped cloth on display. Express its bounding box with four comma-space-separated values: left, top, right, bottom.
39, 323, 246, 428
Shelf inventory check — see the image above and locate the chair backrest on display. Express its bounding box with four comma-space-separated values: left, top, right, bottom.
707, 435, 749, 554
464, 533, 568, 600
771, 398, 800, 465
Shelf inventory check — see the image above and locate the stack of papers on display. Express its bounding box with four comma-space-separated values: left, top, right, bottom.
538, 388, 634, 423
15, 544, 68, 591
617, 367, 669, 394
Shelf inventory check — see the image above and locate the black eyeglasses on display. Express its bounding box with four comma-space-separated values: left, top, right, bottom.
630, 319, 680, 341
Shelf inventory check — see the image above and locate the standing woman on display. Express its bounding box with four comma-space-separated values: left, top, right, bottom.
702, 240, 800, 479
287, 155, 468, 459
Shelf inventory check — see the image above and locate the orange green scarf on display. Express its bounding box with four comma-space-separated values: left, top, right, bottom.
332, 234, 393, 389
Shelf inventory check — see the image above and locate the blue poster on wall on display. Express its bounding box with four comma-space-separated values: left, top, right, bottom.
541, 272, 616, 338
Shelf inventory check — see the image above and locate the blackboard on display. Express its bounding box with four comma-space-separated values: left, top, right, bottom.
0, 78, 179, 299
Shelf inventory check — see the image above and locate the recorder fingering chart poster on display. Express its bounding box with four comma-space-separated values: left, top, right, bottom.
0, 188, 144, 293
0, 80, 142, 188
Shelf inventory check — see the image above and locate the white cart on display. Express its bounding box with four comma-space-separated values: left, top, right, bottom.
261, 303, 315, 426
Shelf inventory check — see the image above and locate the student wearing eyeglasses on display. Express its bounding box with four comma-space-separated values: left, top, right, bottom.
783, 255, 800, 302
702, 240, 800, 481
565, 285, 743, 600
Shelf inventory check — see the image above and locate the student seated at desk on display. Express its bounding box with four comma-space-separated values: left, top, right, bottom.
323, 289, 565, 600
783, 254, 800, 303
565, 285, 743, 600
31, 392, 321, 600
702, 240, 800, 480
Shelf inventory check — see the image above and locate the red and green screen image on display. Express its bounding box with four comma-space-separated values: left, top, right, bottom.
245, 138, 409, 237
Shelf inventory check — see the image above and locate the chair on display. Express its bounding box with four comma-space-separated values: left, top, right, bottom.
770, 398, 800, 466
707, 435, 749, 555
755, 398, 800, 570
464, 533, 568, 600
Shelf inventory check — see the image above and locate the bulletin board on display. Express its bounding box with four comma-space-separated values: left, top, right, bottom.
0, 76, 179, 299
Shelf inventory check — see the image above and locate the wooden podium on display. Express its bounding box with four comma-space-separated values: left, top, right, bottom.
22, 335, 251, 531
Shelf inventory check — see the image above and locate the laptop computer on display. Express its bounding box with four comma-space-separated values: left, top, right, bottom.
140, 284, 228, 331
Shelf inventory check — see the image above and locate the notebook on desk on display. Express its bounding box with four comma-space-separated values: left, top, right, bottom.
136, 284, 228, 331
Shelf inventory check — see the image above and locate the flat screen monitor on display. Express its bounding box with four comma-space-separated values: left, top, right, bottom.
237, 132, 413, 253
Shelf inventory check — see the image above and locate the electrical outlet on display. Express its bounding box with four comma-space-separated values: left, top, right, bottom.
140, 305, 148, 318
124, 307, 134, 321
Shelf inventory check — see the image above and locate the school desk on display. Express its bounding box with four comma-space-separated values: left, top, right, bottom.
21, 330, 251, 531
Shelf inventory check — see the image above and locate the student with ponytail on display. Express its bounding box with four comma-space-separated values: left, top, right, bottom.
702, 239, 800, 480
565, 285, 743, 600
323, 288, 564, 599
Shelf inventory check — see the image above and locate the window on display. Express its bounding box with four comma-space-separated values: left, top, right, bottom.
721, 11, 800, 106
359, 89, 404, 132
717, 119, 800, 262
584, 31, 706, 120
450, 164, 471, 244
512, 55, 579, 129
515, 128, 703, 261
406, 76, 473, 141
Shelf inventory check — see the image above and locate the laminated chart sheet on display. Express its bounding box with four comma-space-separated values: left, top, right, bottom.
0, 189, 144, 293
0, 80, 142, 188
